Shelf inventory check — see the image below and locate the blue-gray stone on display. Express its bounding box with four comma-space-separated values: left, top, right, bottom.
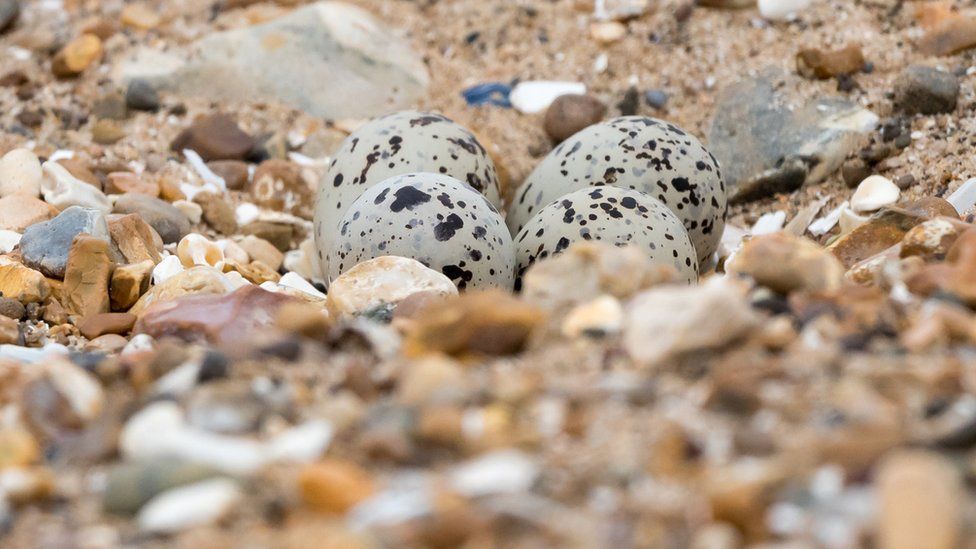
20, 206, 109, 279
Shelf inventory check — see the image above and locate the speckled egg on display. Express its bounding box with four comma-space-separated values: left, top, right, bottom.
515, 186, 698, 285
329, 173, 514, 290
508, 116, 726, 264
314, 111, 502, 280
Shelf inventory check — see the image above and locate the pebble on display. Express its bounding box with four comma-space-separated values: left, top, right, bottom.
894, 174, 916, 190
113, 194, 191, 244
624, 276, 760, 367
877, 451, 962, 549
62, 235, 113, 317
0, 296, 24, 320
110, 259, 154, 311
78, 312, 136, 339
193, 192, 238, 234
172, 199, 202, 224
893, 65, 960, 115
0, 0, 18, 34
918, 15, 976, 56
206, 160, 249, 191
52, 33, 103, 77
795, 44, 865, 79
103, 459, 221, 516
92, 92, 128, 120
0, 148, 41, 198
758, 0, 810, 20
240, 221, 293, 251
561, 295, 623, 338
44, 358, 105, 422
91, 119, 126, 145
137, 478, 242, 534
0, 429, 39, 469
57, 158, 100, 188
449, 450, 539, 497
250, 159, 313, 218
543, 94, 606, 143
0, 315, 17, 344
120, 3, 161, 31
851, 175, 900, 213
828, 207, 929, 268
644, 89, 668, 109
108, 214, 163, 265
299, 460, 376, 514
510, 81, 587, 114
237, 236, 283, 272
522, 241, 676, 311
901, 217, 966, 262
170, 113, 256, 162
125, 78, 160, 111
134, 285, 300, 345
403, 290, 544, 358
589, 21, 626, 43
40, 161, 111, 213
0, 262, 50, 304
0, 230, 19, 254
131, 265, 236, 316
20, 206, 109, 279
0, 195, 58, 232
105, 172, 159, 197
727, 232, 845, 293
326, 256, 458, 319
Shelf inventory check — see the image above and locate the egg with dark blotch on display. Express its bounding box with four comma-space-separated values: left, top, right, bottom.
314, 111, 501, 283
514, 186, 698, 286
329, 173, 514, 290
508, 116, 726, 264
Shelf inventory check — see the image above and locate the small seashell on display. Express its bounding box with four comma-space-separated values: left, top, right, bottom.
40, 161, 111, 213
851, 175, 900, 213
839, 205, 871, 235
177, 234, 223, 268
510, 81, 587, 114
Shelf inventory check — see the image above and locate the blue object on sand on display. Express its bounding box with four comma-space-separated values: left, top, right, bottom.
462, 83, 513, 107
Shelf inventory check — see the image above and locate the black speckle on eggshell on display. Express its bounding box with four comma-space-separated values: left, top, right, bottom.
508, 116, 726, 265
514, 186, 698, 286
329, 173, 515, 290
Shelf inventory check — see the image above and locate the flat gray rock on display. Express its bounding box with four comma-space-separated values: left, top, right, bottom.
113, 2, 429, 119
708, 70, 878, 203
20, 206, 109, 279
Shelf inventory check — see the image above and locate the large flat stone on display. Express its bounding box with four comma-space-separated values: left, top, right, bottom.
113, 2, 429, 119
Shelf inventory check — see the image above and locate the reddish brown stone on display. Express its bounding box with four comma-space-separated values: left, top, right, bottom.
78, 312, 135, 339
918, 16, 976, 56
828, 207, 930, 268
206, 160, 249, 190
170, 113, 255, 161
250, 159, 313, 218
796, 44, 865, 79
105, 172, 159, 197
108, 214, 162, 264
62, 235, 113, 317
134, 285, 301, 345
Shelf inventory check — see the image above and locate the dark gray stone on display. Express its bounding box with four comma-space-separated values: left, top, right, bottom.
0, 0, 19, 34
708, 70, 878, 201
644, 89, 668, 109
20, 206, 109, 279
893, 65, 959, 115
113, 194, 190, 244
125, 78, 160, 111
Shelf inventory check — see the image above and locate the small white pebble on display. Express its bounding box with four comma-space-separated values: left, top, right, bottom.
851, 175, 899, 213
137, 479, 242, 535
278, 272, 326, 298
510, 81, 587, 114
172, 200, 203, 224
751, 211, 787, 235
235, 203, 260, 226
0, 230, 21, 254
152, 255, 185, 285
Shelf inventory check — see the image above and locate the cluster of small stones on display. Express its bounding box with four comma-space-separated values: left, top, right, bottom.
0, 0, 974, 547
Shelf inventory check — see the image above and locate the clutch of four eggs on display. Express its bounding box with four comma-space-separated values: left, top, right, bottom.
313, 111, 727, 290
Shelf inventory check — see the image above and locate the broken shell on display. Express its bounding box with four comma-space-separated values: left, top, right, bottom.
177, 234, 223, 268
851, 175, 900, 213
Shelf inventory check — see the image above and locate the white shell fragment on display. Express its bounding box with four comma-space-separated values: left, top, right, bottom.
40, 161, 112, 213
947, 178, 976, 215
839, 206, 871, 235
510, 81, 587, 114
751, 211, 787, 236
759, 0, 812, 21
851, 175, 899, 213
809, 201, 848, 236
137, 479, 242, 534
450, 449, 540, 497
